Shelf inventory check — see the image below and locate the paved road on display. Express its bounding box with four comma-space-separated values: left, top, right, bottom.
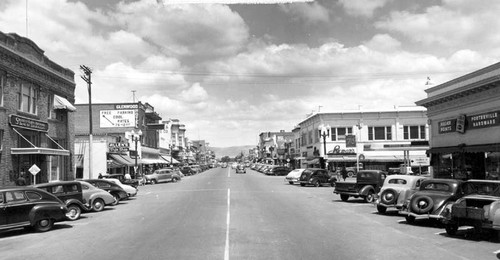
1, 167, 500, 260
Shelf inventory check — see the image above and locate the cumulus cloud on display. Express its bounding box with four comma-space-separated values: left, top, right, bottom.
179, 83, 209, 103
280, 2, 330, 24
339, 0, 390, 17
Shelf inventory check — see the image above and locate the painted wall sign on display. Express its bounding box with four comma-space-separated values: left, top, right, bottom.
100, 109, 137, 128
327, 145, 356, 155
9, 114, 49, 132
438, 119, 456, 134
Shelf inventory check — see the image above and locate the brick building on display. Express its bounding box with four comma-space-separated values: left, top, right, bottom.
0, 31, 76, 185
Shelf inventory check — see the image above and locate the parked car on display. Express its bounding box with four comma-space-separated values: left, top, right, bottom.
104, 178, 138, 197
236, 165, 246, 174
285, 169, 306, 184
78, 181, 116, 212
34, 181, 90, 221
83, 179, 128, 205
101, 173, 140, 188
334, 170, 387, 203
443, 180, 500, 237
402, 179, 464, 224
0, 186, 68, 232
375, 175, 428, 214
221, 163, 228, 168
299, 168, 337, 187
145, 168, 182, 184
265, 166, 291, 176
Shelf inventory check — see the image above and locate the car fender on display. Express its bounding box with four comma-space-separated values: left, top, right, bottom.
360, 185, 375, 196
65, 199, 90, 211
29, 204, 67, 224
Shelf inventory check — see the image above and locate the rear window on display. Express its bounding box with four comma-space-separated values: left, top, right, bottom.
6, 191, 27, 203
26, 191, 42, 200
422, 183, 450, 192
388, 179, 407, 185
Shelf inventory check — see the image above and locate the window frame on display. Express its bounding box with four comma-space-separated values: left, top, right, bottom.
403, 125, 427, 140
368, 126, 392, 141
19, 83, 38, 114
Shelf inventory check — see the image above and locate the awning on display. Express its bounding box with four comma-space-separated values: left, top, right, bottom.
160, 155, 180, 164
427, 143, 500, 154
54, 95, 76, 112
327, 156, 358, 162
140, 158, 169, 164
109, 154, 136, 166
10, 128, 70, 156
107, 159, 123, 169
11, 147, 70, 156
305, 158, 319, 164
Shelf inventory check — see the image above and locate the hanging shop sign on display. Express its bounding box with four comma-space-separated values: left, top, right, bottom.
9, 115, 49, 132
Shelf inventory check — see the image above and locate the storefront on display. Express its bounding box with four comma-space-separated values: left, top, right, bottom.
416, 62, 500, 180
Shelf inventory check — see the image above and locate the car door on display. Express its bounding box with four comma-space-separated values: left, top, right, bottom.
4, 191, 32, 226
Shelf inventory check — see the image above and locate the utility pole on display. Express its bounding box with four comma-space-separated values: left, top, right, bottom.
80, 65, 93, 179
132, 90, 136, 102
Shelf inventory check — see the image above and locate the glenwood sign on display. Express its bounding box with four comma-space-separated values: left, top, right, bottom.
327, 145, 356, 155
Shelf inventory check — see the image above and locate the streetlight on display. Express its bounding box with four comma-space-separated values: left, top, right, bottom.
169, 143, 175, 166
319, 124, 330, 169
132, 129, 142, 179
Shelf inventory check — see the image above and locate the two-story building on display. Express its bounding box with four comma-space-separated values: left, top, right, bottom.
0, 31, 75, 185
296, 107, 430, 173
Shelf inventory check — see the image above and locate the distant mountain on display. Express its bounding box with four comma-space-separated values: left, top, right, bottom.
211, 145, 255, 158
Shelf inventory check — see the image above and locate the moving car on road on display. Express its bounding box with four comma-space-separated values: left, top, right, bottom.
0, 186, 68, 232
235, 164, 246, 174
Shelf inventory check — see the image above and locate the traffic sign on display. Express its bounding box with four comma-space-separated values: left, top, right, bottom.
29, 164, 41, 176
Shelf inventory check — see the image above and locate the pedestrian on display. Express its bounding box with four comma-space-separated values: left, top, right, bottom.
16, 172, 26, 186
98, 173, 103, 179
341, 166, 348, 181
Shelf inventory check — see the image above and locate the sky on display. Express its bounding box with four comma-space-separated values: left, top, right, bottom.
1, 0, 500, 147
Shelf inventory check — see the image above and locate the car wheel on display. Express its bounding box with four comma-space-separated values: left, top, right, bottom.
377, 205, 387, 214
111, 193, 120, 206
313, 179, 320, 187
405, 215, 416, 224
172, 177, 178, 183
34, 218, 54, 232
340, 194, 349, 202
300, 183, 306, 187
92, 198, 105, 212
347, 171, 354, 178
380, 189, 398, 205
445, 223, 458, 236
151, 179, 157, 185
364, 190, 375, 203
289, 181, 294, 185
66, 204, 81, 221
410, 195, 434, 214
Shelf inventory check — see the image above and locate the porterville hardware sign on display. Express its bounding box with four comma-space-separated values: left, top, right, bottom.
438, 110, 499, 134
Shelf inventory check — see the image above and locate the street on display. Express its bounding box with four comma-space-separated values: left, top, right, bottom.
1, 167, 500, 260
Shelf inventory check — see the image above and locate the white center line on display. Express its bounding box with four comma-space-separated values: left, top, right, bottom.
224, 188, 231, 260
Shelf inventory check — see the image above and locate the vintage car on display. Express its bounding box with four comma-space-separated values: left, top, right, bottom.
104, 178, 138, 197
443, 180, 500, 237
299, 168, 337, 187
145, 168, 182, 184
402, 179, 464, 224
78, 181, 116, 212
334, 170, 387, 203
376, 175, 428, 214
235, 165, 246, 174
83, 179, 129, 205
34, 181, 90, 221
285, 168, 306, 185
0, 186, 68, 232
102, 174, 140, 188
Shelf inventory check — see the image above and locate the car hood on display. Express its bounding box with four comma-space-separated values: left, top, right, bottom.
286, 171, 303, 178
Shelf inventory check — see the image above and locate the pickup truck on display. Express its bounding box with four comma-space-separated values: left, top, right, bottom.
334, 170, 387, 203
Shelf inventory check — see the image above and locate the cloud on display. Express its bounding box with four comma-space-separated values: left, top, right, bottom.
179, 83, 209, 103
279, 2, 330, 24
339, 0, 390, 18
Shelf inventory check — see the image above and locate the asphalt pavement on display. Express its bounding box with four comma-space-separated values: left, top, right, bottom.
1, 167, 500, 260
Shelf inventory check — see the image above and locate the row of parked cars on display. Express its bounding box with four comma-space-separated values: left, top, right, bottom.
331, 169, 500, 240
0, 177, 139, 233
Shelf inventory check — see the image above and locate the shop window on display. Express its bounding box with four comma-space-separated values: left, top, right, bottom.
368, 126, 392, 140
331, 127, 353, 141
486, 152, 500, 180
19, 83, 38, 114
404, 125, 426, 140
